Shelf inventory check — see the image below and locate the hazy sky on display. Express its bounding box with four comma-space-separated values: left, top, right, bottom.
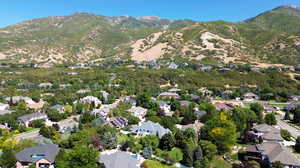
1, 0, 300, 28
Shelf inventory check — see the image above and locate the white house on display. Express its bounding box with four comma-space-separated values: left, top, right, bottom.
0, 103, 9, 110
127, 106, 147, 119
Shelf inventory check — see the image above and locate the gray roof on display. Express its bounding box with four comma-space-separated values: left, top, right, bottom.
131, 121, 171, 138
261, 131, 284, 142
16, 144, 59, 163
18, 113, 48, 123
252, 124, 279, 133
284, 101, 300, 111
179, 100, 192, 106
248, 142, 300, 166
100, 151, 139, 168
155, 100, 169, 107
50, 104, 64, 111
0, 110, 15, 115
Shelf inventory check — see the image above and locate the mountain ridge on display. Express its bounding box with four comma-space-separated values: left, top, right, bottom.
1, 5, 300, 65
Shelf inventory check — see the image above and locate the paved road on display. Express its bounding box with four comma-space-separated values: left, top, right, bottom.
14, 129, 40, 140
276, 115, 300, 138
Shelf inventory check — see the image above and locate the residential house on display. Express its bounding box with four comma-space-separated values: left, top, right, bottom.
50, 104, 65, 113
130, 121, 171, 138
158, 92, 180, 99
78, 96, 101, 107
179, 100, 192, 106
38, 83, 53, 88
285, 101, 300, 111
0, 103, 9, 110
16, 144, 60, 168
196, 64, 213, 72
261, 104, 277, 113
26, 100, 46, 111
76, 89, 91, 94
18, 113, 48, 127
127, 106, 147, 119
214, 103, 234, 111
243, 92, 259, 101
0, 123, 10, 131
124, 96, 137, 106
289, 95, 300, 101
194, 109, 207, 118
246, 142, 300, 168
219, 68, 231, 73
56, 116, 79, 133
156, 101, 173, 116
0, 109, 15, 115
100, 90, 109, 103
90, 100, 120, 119
179, 120, 204, 133
168, 88, 181, 93
168, 62, 178, 69
5, 96, 36, 105
252, 124, 284, 143
67, 72, 78, 76
99, 151, 141, 168
59, 84, 72, 89
109, 117, 128, 128
190, 94, 201, 101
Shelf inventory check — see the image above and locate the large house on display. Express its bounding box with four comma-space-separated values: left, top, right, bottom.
78, 96, 101, 107
246, 142, 300, 168
156, 101, 173, 116
5, 96, 35, 105
158, 92, 180, 99
130, 121, 171, 138
252, 124, 284, 143
50, 104, 65, 113
38, 83, 53, 88
18, 113, 48, 127
0, 103, 9, 110
90, 100, 120, 119
99, 151, 142, 168
16, 144, 60, 168
243, 92, 259, 101
126, 106, 147, 119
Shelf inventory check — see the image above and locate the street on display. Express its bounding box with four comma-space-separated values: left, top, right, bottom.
14, 129, 40, 140
276, 115, 300, 138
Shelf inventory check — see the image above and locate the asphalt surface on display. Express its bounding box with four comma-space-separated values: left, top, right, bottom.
276, 115, 300, 138
14, 129, 40, 140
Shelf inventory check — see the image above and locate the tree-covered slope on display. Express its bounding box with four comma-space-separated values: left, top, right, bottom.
1, 6, 300, 65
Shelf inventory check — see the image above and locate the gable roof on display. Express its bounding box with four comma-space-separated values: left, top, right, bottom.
127, 106, 147, 114
130, 121, 171, 138
16, 144, 59, 163
247, 142, 300, 166
100, 151, 139, 168
252, 124, 278, 133
18, 113, 47, 123
50, 104, 64, 111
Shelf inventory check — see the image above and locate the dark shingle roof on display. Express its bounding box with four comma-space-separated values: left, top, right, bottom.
16, 144, 59, 163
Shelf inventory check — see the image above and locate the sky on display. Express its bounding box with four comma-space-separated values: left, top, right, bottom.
1, 0, 300, 28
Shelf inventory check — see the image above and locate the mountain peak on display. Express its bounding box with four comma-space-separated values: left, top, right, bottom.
274, 4, 300, 12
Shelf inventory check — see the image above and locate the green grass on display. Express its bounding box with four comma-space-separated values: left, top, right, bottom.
141, 160, 177, 168
208, 157, 232, 168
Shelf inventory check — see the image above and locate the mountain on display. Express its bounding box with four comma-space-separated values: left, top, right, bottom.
1, 6, 300, 65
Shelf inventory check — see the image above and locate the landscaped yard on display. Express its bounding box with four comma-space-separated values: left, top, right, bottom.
141, 160, 177, 168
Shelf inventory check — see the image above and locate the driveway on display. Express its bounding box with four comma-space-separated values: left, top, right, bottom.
276, 115, 300, 138
14, 129, 40, 140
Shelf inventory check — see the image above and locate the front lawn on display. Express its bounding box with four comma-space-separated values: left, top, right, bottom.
141, 160, 177, 168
